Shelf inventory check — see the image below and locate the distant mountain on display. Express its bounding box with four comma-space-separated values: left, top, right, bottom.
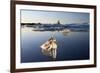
21, 22, 89, 31
64, 23, 89, 31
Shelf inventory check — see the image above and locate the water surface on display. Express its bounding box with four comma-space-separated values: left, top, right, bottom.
21, 27, 89, 63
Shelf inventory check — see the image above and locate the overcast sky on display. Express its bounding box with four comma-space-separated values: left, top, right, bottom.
21, 10, 89, 24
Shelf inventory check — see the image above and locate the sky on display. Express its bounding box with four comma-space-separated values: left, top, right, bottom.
21, 9, 89, 24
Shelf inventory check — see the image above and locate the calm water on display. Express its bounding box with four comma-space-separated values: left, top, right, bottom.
21, 27, 89, 63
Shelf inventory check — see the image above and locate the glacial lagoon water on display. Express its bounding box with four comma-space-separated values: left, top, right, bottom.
21, 27, 89, 63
